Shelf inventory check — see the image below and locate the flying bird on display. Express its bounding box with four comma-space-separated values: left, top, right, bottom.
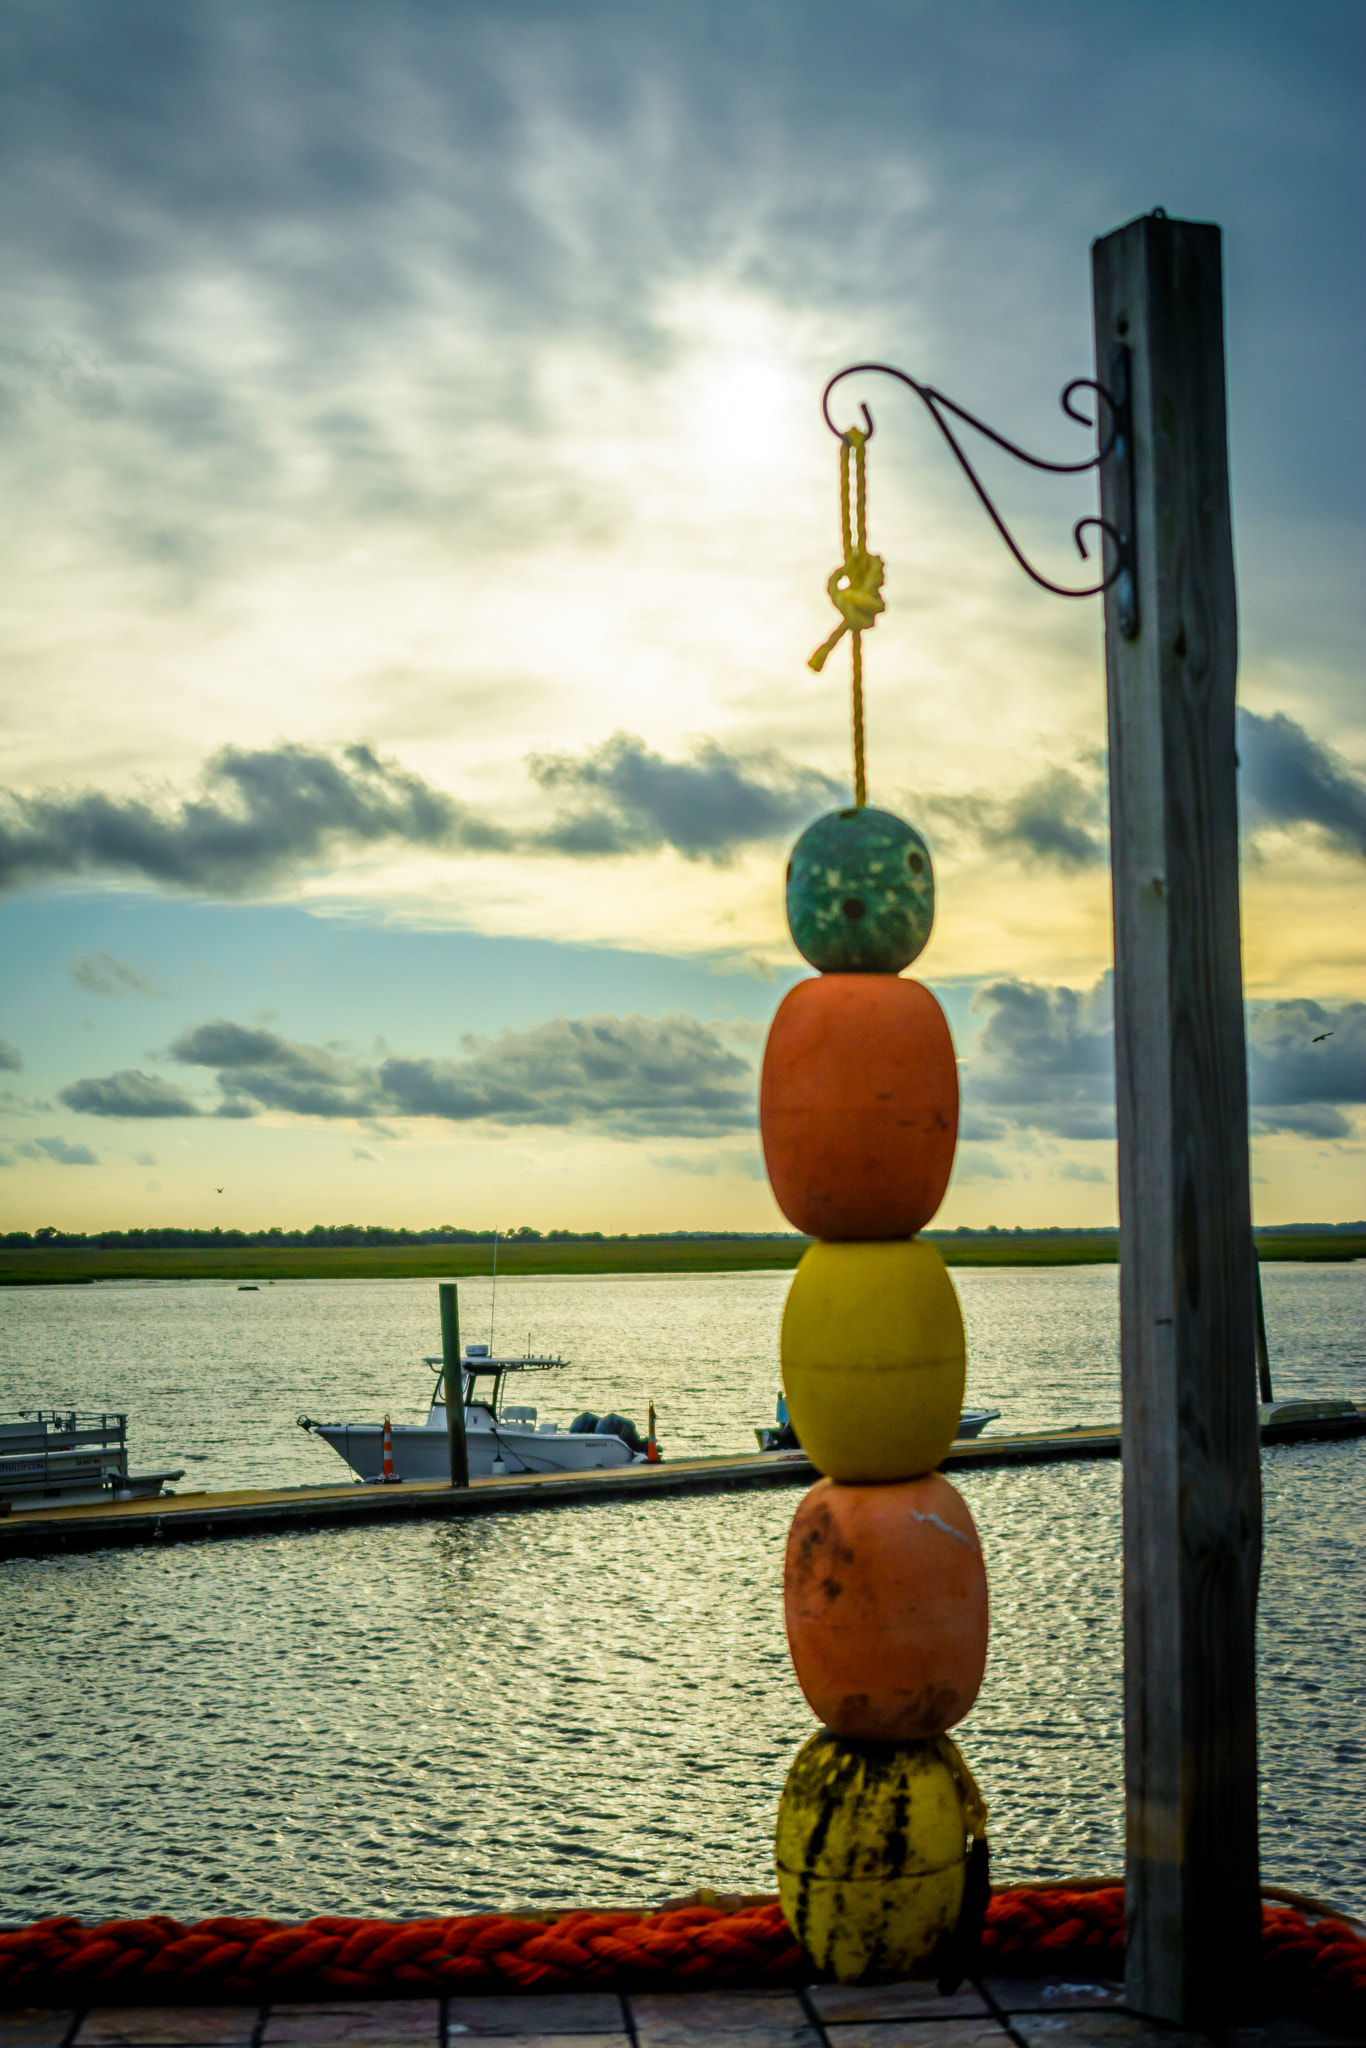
216, 1186, 224, 1193
1311, 1032, 1333, 1044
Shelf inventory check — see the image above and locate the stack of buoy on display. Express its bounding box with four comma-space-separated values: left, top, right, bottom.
761, 804, 991, 1987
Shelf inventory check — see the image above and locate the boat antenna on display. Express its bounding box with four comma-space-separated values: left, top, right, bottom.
488, 1229, 499, 1352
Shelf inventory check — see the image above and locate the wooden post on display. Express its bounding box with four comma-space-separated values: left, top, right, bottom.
440, 1281, 470, 1489
1254, 1262, 1274, 1406
1092, 212, 1263, 2024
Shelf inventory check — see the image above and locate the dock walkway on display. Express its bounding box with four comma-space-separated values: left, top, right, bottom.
2, 1403, 1360, 1562
2, 1971, 1357, 2048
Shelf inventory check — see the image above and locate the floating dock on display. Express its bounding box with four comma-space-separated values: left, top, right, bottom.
1, 1401, 1359, 1561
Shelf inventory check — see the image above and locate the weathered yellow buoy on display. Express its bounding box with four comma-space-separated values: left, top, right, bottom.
780, 1240, 966, 1480
775, 1730, 977, 1982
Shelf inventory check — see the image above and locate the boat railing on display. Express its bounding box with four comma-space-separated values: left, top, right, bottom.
0, 1410, 129, 1452
422, 1356, 571, 1371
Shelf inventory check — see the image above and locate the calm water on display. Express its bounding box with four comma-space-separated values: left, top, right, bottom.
1, 1264, 1362, 1924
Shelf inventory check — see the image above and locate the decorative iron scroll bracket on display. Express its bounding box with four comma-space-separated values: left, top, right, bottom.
821, 350, 1138, 636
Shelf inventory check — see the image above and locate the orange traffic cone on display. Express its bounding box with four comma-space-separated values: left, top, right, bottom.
381, 1412, 399, 1483
647, 1400, 659, 1462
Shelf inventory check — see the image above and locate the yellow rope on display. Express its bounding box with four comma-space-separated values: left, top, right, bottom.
808, 426, 884, 809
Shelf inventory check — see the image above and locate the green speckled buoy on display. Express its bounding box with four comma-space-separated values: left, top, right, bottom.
786, 807, 934, 973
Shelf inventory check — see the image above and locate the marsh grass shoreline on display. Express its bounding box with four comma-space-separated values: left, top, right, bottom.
1, 1231, 1361, 1285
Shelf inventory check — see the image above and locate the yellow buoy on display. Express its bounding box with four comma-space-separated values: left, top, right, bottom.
781, 1240, 966, 1480
775, 1730, 980, 1982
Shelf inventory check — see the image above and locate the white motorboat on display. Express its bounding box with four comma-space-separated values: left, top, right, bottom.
298, 1344, 651, 1483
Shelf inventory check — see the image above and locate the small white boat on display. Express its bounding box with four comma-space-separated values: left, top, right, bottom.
956, 1406, 1002, 1439
755, 1396, 1001, 1453
0, 1410, 183, 1514
298, 1344, 651, 1483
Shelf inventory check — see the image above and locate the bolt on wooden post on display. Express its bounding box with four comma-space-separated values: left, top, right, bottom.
1092, 212, 1262, 2023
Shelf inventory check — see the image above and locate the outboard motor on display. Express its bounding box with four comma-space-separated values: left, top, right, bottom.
594, 1412, 647, 1455
569, 1411, 600, 1435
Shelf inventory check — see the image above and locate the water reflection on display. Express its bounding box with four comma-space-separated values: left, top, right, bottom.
0, 1264, 1361, 1923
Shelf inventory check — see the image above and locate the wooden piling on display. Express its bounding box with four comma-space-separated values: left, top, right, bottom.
1255, 1263, 1274, 1406
1092, 212, 1263, 2022
439, 1281, 469, 1489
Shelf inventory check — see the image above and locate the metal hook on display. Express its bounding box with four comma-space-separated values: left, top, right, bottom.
818, 359, 1127, 602
833, 401, 877, 445
1074, 514, 1122, 563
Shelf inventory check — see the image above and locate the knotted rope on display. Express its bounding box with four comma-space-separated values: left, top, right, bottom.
0, 1903, 799, 2005
808, 426, 884, 808
3, 1888, 1362, 2028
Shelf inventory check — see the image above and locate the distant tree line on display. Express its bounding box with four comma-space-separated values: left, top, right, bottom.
2, 1220, 1356, 1251
2, 1224, 806, 1249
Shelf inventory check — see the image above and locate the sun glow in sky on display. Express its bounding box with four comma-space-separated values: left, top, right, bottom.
1, 0, 1362, 1233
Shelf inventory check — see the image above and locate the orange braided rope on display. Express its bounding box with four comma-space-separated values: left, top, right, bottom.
1, 1889, 1361, 2027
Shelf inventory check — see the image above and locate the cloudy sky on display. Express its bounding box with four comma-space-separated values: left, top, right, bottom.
1, 0, 1362, 1234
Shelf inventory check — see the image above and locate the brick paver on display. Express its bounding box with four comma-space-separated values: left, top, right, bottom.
14, 1972, 1351, 2048
263, 2006, 440, 2047
446, 1992, 626, 2036
817, 2019, 1011, 2048
629, 1987, 821, 2045
810, 1979, 990, 2023
0, 2017, 78, 2048
1009, 2014, 1211, 2048
78, 2013, 259, 2047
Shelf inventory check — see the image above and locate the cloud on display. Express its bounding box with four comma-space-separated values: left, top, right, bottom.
0, 1039, 20, 1072
0, 733, 847, 898
1059, 1159, 1108, 1184
172, 1021, 314, 1068
0, 742, 504, 897
650, 1150, 719, 1177
965, 975, 1116, 1140
959, 980, 1364, 1149
378, 1013, 755, 1137
910, 759, 1109, 875
1251, 1103, 1354, 1141
9, 713, 1352, 916
528, 733, 844, 863
59, 1070, 201, 1118
1239, 710, 1366, 859
70, 951, 165, 997
53, 986, 1362, 1154
950, 1148, 1009, 1182
1247, 999, 1365, 1138
159, 1008, 757, 1136
975, 764, 1108, 870
17, 1134, 99, 1166
923, 712, 1366, 878
958, 1109, 1007, 1143
352, 1147, 376, 1160
170, 1018, 373, 1119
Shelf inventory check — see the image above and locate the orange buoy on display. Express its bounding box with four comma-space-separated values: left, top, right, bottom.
759, 975, 958, 1240
784, 1473, 987, 1740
